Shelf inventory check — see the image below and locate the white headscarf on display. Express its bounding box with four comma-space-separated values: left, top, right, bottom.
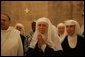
56, 23, 67, 43
29, 17, 62, 51
64, 20, 81, 35
52, 25, 63, 51
64, 20, 81, 48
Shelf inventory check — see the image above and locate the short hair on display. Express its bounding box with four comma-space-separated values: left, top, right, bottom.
32, 21, 36, 26
1, 13, 11, 21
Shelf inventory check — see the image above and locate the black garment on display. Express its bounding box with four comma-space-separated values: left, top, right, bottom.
61, 35, 84, 56
26, 43, 63, 56
20, 34, 26, 55
20, 34, 26, 45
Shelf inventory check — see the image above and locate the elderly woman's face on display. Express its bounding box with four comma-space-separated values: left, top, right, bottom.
66, 25, 75, 36
38, 22, 48, 34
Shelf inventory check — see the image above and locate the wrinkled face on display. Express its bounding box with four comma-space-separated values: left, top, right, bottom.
58, 26, 65, 35
38, 22, 48, 34
66, 25, 75, 36
1, 14, 10, 30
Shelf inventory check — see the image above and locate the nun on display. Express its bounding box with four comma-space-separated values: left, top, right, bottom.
61, 20, 84, 56
56, 23, 67, 43
26, 17, 63, 56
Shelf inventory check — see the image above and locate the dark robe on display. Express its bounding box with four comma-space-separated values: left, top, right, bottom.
61, 35, 84, 56
26, 43, 63, 56
20, 34, 26, 46
20, 34, 26, 55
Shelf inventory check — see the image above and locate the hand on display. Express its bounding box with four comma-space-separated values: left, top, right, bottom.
37, 34, 45, 48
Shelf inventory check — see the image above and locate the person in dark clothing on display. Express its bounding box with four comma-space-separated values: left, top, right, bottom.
62, 20, 84, 56
62, 35, 84, 56
26, 17, 63, 56
25, 21, 36, 54
27, 43, 63, 56
26, 21, 36, 47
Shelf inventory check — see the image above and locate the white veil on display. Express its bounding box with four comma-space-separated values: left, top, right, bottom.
56, 23, 67, 43
29, 17, 62, 51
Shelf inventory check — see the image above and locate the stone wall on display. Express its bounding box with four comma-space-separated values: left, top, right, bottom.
1, 1, 84, 35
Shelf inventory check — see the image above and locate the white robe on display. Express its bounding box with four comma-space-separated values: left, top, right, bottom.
1, 26, 23, 56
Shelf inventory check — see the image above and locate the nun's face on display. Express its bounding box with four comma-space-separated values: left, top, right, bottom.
66, 25, 75, 36
38, 22, 48, 34
58, 26, 65, 35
